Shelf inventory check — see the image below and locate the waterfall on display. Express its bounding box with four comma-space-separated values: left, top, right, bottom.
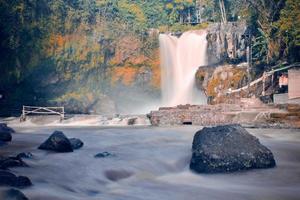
159, 30, 208, 106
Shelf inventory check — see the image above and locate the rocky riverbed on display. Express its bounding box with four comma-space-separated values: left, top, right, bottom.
0, 125, 300, 200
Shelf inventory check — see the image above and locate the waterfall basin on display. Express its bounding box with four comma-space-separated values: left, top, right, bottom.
0, 126, 300, 200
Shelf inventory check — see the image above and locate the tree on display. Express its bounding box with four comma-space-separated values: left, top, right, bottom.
275, 0, 300, 61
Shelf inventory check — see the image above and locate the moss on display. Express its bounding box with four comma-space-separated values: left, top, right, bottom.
205, 65, 247, 99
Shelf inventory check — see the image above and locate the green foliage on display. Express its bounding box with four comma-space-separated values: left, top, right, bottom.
275, 0, 300, 61
159, 22, 209, 32
0, 0, 299, 104
252, 28, 269, 63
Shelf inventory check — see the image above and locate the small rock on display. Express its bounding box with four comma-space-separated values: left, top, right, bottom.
1, 188, 29, 200
0, 123, 15, 133
0, 140, 6, 147
94, 152, 115, 158
16, 152, 34, 159
0, 123, 13, 142
0, 156, 28, 170
38, 131, 73, 153
104, 169, 133, 182
0, 170, 32, 188
69, 138, 84, 150
127, 118, 137, 125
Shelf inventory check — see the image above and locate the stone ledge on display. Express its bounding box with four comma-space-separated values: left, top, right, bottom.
148, 102, 300, 128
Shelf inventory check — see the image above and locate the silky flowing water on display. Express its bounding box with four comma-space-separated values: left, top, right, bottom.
159, 31, 207, 106
1, 126, 300, 200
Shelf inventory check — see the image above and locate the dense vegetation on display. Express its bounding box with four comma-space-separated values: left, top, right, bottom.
0, 0, 299, 115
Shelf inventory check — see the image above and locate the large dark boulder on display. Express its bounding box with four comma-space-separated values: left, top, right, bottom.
38, 131, 73, 152
69, 138, 84, 150
0, 170, 32, 188
0, 123, 14, 142
1, 188, 29, 200
190, 124, 276, 173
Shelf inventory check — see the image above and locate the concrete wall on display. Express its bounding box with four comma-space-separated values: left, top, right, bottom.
274, 93, 300, 104
289, 69, 300, 99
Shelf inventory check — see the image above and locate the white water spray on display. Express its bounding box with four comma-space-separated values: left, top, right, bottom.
159, 30, 207, 106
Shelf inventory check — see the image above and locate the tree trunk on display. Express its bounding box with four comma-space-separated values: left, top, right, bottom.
219, 0, 227, 23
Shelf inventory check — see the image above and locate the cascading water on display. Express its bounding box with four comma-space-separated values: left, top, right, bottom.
159, 30, 208, 106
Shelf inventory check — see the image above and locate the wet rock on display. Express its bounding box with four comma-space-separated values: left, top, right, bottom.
0, 140, 6, 147
16, 152, 34, 159
0, 132, 12, 142
1, 188, 29, 200
38, 131, 73, 153
0, 156, 28, 170
104, 169, 133, 182
0, 170, 32, 188
94, 152, 115, 158
0, 123, 14, 142
190, 124, 276, 173
69, 138, 84, 150
0, 123, 15, 133
127, 118, 137, 125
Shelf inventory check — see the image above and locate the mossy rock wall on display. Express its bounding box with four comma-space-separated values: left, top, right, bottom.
196, 63, 249, 104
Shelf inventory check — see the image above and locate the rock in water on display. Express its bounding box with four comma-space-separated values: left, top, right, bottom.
0, 156, 28, 170
38, 131, 73, 152
0, 123, 14, 142
16, 152, 34, 159
0, 170, 32, 188
69, 138, 84, 150
127, 118, 137, 125
0, 140, 6, 147
190, 124, 276, 173
94, 152, 115, 158
0, 123, 15, 133
1, 188, 29, 200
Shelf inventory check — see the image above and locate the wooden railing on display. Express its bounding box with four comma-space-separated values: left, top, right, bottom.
20, 106, 65, 122
227, 63, 300, 96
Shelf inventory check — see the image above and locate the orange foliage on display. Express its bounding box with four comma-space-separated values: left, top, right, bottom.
111, 66, 139, 86
148, 50, 161, 89
56, 35, 65, 47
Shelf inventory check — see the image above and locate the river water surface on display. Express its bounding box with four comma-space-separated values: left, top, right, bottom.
1, 126, 300, 200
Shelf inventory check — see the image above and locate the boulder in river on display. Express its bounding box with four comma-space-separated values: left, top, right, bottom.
0, 123, 14, 142
0, 170, 32, 188
38, 131, 73, 152
0, 156, 28, 170
190, 124, 276, 173
1, 188, 29, 200
69, 138, 84, 150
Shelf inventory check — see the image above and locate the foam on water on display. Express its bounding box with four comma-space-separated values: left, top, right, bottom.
2, 115, 151, 127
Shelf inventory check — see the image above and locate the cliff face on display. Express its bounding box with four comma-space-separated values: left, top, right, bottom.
0, 26, 161, 116
195, 22, 251, 104
206, 22, 248, 64
0, 0, 164, 116
196, 63, 249, 104
44, 33, 161, 115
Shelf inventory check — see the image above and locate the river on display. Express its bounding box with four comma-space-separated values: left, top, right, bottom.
1, 126, 300, 200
